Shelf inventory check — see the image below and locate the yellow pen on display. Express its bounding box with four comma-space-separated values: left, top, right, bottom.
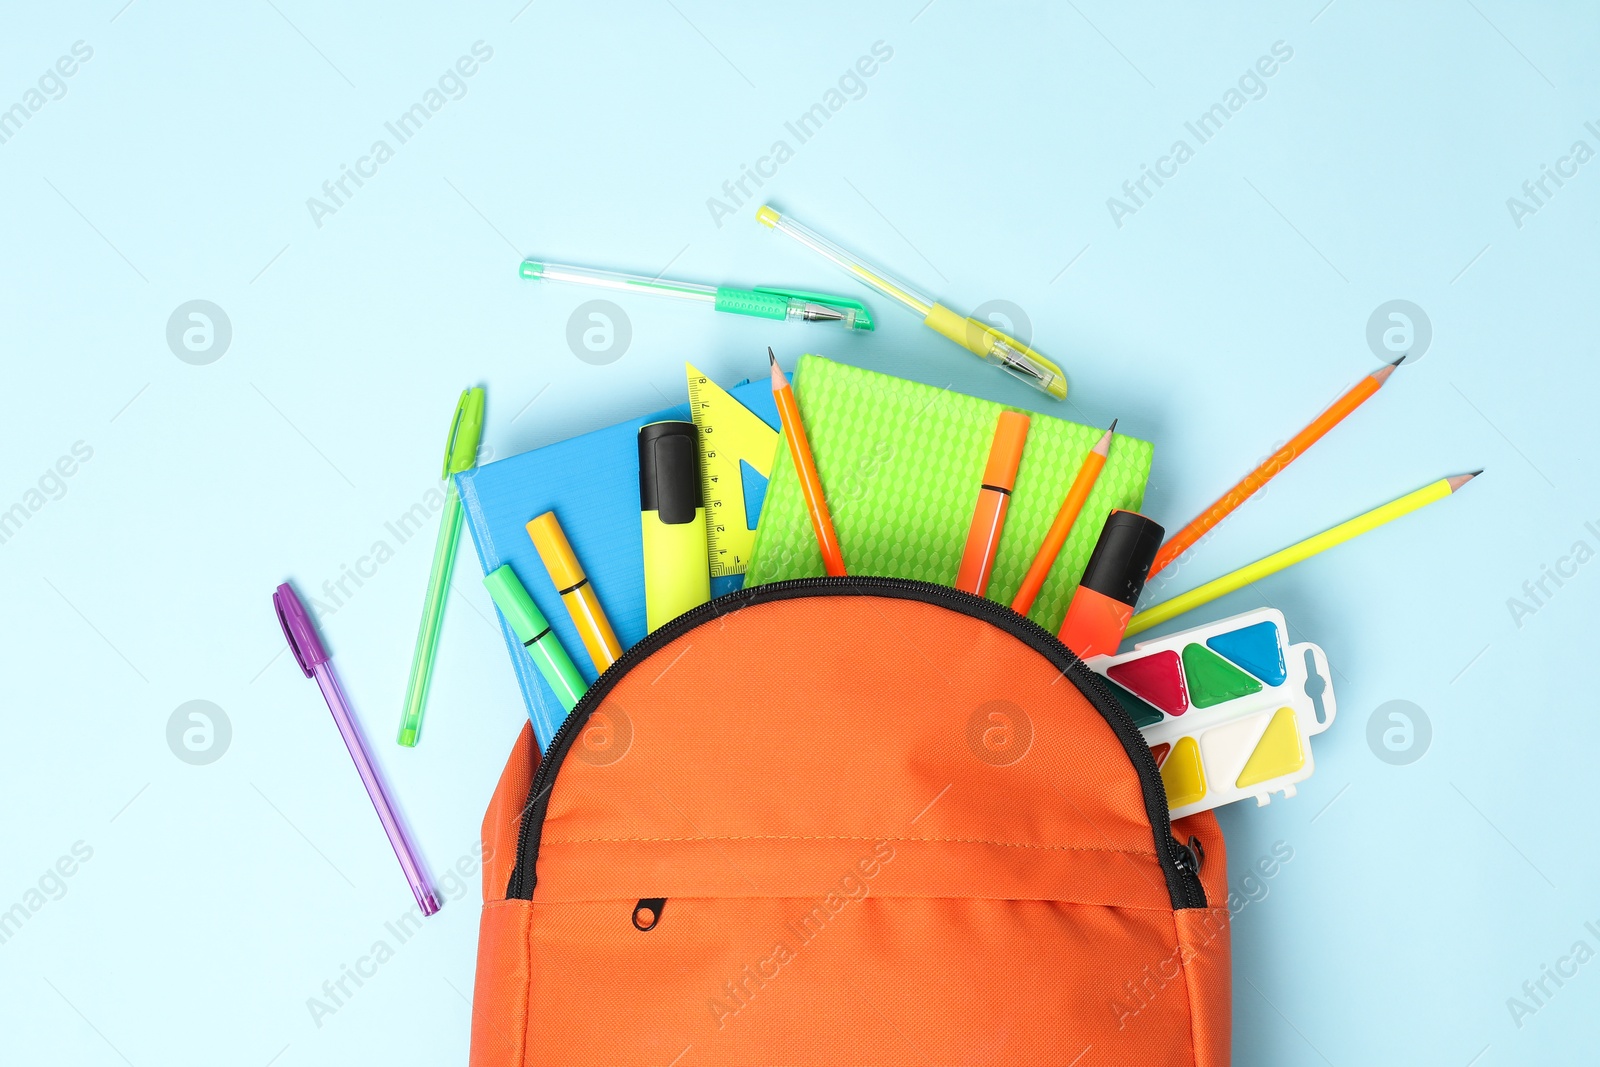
756, 205, 1068, 399
526, 512, 623, 673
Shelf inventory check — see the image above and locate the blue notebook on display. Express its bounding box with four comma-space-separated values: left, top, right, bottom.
456, 378, 780, 748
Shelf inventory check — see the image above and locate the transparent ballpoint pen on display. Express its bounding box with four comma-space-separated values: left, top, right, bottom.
519, 260, 873, 330
274, 582, 440, 916
397, 387, 485, 747
755, 205, 1068, 399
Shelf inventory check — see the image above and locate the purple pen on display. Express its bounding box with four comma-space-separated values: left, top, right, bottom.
273, 582, 440, 916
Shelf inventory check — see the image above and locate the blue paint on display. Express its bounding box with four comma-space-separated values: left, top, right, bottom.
1207, 621, 1287, 687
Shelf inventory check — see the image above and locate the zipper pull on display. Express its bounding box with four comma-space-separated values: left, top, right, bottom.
1174, 835, 1205, 876
633, 898, 666, 931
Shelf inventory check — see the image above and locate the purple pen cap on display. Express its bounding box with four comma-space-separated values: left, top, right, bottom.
274, 582, 329, 677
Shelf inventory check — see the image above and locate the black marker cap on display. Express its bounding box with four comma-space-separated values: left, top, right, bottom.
1079, 510, 1165, 607
638, 421, 701, 525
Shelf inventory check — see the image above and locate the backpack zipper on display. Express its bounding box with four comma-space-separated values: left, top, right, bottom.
506, 576, 1207, 909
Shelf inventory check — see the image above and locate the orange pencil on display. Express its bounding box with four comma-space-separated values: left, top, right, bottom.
1149, 357, 1404, 576
955, 411, 1031, 596
1010, 419, 1115, 616
769, 348, 846, 576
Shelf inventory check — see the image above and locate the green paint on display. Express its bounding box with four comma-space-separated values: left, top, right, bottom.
1107, 680, 1164, 728
1181, 642, 1262, 708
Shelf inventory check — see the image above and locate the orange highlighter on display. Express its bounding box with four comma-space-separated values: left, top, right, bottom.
954, 411, 1031, 596
526, 511, 623, 672
1058, 510, 1164, 659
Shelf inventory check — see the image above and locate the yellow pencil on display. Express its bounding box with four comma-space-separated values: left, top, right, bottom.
1127, 472, 1479, 637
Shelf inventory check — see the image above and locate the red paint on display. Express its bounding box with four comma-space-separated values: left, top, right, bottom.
1108, 650, 1189, 716
1149, 742, 1171, 767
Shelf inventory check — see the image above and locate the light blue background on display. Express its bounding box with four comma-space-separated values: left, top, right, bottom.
2, 2, 1596, 1064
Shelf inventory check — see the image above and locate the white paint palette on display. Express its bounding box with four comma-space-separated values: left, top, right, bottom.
1087, 607, 1336, 819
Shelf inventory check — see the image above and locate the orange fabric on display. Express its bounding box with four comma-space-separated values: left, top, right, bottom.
1173, 810, 1231, 1066
472, 591, 1229, 1066
480, 722, 538, 902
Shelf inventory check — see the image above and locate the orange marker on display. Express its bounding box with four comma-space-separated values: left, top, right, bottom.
1059, 510, 1163, 659
1149, 357, 1404, 577
1010, 419, 1115, 616
769, 348, 846, 576
955, 411, 1031, 596
526, 511, 623, 672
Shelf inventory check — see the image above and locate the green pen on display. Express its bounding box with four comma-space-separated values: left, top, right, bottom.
518, 259, 873, 330
397, 387, 486, 747
482, 565, 588, 715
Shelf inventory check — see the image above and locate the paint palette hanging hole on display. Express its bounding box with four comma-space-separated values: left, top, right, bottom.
1302, 648, 1329, 725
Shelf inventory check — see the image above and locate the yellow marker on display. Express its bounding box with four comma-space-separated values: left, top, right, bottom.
638, 421, 711, 631
686, 364, 780, 577
1127, 472, 1480, 637
526, 512, 623, 672
756, 205, 1068, 400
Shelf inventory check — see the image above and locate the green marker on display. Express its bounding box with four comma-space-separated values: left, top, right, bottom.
482, 565, 587, 714
519, 259, 873, 330
397, 387, 486, 747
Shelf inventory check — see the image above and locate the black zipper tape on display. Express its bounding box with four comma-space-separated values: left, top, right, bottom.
505, 577, 1207, 910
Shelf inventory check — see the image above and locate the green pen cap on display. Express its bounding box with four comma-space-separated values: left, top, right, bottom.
442, 387, 487, 478
483, 564, 588, 714
483, 564, 551, 641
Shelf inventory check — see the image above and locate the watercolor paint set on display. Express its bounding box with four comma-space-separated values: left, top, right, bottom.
1088, 607, 1336, 819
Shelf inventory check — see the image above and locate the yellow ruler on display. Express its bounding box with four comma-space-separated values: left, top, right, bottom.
686, 363, 780, 577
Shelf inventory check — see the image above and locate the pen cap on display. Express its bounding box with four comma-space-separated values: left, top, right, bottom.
527, 512, 587, 590
1079, 510, 1165, 608
483, 565, 553, 645
442, 387, 487, 478
982, 411, 1031, 490
638, 421, 701, 525
272, 582, 328, 677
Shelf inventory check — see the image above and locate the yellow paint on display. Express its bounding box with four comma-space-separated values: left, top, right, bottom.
1160, 736, 1207, 808
1235, 707, 1305, 787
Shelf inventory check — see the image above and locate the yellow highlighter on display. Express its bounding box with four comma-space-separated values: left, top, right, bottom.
756, 205, 1068, 399
526, 512, 623, 672
638, 421, 711, 631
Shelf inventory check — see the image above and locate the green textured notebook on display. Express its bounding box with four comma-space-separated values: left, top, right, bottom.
745, 355, 1154, 632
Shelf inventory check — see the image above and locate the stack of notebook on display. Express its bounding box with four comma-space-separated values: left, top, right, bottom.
457, 355, 1153, 747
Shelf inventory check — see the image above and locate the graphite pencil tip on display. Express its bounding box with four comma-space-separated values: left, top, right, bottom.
768, 347, 786, 391
1446, 470, 1482, 492
1107, 418, 1119, 434
1372, 355, 1406, 385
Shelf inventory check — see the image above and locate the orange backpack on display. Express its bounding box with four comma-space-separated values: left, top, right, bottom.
471, 578, 1231, 1065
